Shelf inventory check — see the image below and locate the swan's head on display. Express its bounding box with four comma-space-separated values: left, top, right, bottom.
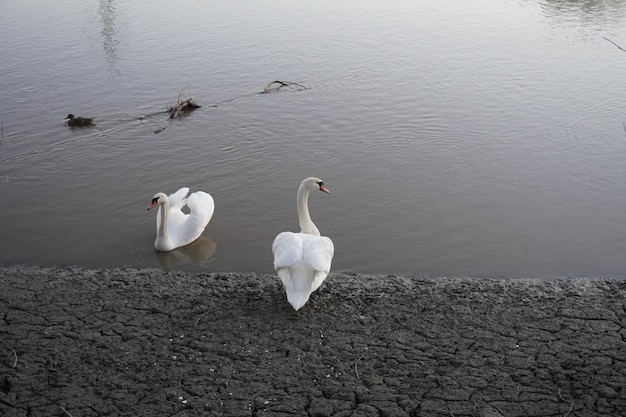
147, 192, 168, 210
303, 177, 330, 194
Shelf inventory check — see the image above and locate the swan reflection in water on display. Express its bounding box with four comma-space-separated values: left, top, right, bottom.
155, 235, 216, 270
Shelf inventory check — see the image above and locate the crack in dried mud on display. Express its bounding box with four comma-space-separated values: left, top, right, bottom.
0, 267, 624, 416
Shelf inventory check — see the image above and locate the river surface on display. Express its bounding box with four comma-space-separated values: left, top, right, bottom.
1, 0, 626, 277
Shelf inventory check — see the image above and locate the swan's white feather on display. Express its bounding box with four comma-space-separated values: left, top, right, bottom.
154, 188, 214, 251
272, 231, 334, 310
272, 232, 304, 267
168, 187, 190, 209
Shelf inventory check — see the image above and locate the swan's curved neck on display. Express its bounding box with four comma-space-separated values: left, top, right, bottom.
297, 183, 320, 236
157, 201, 169, 238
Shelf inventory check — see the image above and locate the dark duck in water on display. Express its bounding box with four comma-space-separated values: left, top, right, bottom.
65, 114, 95, 127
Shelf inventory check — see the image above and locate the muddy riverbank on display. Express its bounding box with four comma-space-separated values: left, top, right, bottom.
0, 267, 624, 416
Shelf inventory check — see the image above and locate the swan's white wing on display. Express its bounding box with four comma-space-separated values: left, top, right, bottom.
302, 235, 334, 293
272, 232, 334, 310
168, 187, 190, 210
272, 232, 306, 302
302, 235, 334, 273
168, 191, 214, 248
272, 232, 304, 269
186, 191, 215, 233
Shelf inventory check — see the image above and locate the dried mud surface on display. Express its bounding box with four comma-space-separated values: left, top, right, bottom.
0, 267, 625, 417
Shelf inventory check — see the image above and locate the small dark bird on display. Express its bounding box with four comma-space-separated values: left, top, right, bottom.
65, 114, 95, 127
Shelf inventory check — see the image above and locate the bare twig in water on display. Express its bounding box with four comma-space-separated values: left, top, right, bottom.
558, 389, 574, 417
177, 84, 192, 104
603, 37, 626, 52
261, 80, 308, 93
60, 405, 75, 417
0, 121, 4, 146
354, 354, 364, 379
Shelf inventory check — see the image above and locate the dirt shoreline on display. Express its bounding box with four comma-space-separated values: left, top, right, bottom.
0, 266, 624, 416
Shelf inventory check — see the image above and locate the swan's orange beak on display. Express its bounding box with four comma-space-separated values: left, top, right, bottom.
320, 184, 330, 194
147, 198, 158, 210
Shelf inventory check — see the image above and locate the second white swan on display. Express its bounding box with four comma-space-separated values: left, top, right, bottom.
272, 177, 334, 310
147, 187, 215, 252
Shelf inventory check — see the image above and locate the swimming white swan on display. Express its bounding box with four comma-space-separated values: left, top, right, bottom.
272, 177, 334, 310
147, 187, 215, 251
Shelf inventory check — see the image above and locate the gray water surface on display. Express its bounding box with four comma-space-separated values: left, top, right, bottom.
1, 0, 626, 277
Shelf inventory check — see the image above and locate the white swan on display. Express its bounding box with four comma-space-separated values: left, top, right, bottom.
147, 187, 215, 251
272, 177, 334, 310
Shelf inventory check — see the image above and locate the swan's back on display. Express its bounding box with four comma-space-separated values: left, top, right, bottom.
163, 189, 214, 249
272, 231, 334, 310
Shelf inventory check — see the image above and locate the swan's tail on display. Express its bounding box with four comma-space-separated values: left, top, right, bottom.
286, 290, 312, 311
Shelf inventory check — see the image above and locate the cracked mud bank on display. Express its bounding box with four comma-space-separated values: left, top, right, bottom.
0, 267, 624, 416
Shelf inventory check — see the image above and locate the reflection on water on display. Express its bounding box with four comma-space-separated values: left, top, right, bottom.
99, 0, 120, 74
155, 236, 217, 271
538, 0, 626, 25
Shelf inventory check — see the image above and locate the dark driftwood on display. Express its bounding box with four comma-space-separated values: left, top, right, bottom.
261, 80, 308, 93
168, 98, 201, 119
154, 98, 202, 133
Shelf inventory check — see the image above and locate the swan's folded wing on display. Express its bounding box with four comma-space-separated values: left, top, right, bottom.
168, 187, 190, 211
166, 187, 190, 230
186, 191, 215, 230
272, 232, 304, 269
302, 235, 334, 273
167, 191, 214, 247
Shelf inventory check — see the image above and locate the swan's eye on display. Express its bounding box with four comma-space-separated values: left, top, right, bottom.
152, 197, 159, 204
317, 181, 330, 193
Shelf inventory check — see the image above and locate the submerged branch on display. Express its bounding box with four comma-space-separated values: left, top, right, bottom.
261, 80, 308, 93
